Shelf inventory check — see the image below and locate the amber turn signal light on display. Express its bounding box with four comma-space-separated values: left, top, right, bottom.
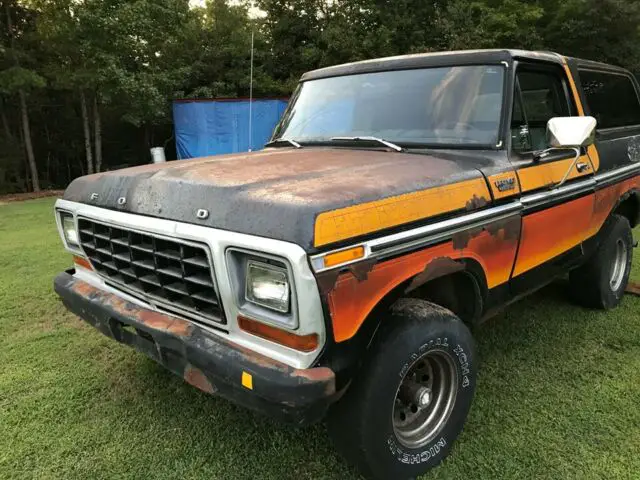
237, 315, 319, 352
73, 255, 93, 271
323, 245, 365, 268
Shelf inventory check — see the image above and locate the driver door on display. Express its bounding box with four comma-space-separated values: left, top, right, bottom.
509, 62, 597, 287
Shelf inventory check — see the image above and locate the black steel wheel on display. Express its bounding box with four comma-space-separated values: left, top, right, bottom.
570, 214, 633, 309
327, 299, 477, 480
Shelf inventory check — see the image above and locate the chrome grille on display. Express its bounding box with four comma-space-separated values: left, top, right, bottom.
77, 218, 225, 326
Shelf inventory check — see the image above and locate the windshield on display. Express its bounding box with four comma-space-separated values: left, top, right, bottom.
273, 65, 505, 147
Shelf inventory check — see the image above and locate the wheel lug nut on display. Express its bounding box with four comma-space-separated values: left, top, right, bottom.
417, 387, 432, 407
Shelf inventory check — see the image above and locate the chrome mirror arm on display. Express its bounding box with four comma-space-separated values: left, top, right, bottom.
555, 147, 582, 189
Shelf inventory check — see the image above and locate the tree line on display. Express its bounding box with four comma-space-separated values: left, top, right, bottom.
2, 0, 640, 193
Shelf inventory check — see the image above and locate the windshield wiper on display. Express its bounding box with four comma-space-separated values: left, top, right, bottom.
330, 136, 404, 152
265, 138, 302, 149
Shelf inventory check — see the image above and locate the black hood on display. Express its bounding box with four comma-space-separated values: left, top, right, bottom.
64, 147, 487, 251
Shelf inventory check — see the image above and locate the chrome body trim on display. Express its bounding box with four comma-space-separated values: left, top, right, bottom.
366, 203, 521, 259
310, 202, 523, 274
311, 163, 640, 274
54, 199, 325, 370
594, 162, 640, 184
520, 177, 596, 209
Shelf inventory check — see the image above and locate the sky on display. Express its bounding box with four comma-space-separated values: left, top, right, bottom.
189, 0, 266, 18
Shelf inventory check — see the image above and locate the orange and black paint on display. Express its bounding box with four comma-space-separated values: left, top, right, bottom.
310, 52, 640, 381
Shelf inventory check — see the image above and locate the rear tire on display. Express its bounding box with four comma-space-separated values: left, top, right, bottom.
569, 214, 633, 309
327, 299, 477, 480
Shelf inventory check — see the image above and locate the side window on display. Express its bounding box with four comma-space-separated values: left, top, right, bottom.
579, 70, 640, 129
511, 69, 571, 153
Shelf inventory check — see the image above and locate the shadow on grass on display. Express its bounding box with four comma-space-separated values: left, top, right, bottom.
96, 278, 636, 479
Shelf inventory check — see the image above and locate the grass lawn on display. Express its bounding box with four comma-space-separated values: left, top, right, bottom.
1, 197, 639, 480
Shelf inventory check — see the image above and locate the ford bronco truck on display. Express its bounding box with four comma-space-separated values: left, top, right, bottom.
53, 49, 640, 479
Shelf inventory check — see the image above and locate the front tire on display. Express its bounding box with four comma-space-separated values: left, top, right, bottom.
327, 299, 477, 480
569, 214, 633, 309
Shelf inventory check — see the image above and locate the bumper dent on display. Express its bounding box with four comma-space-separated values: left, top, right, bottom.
54, 271, 335, 424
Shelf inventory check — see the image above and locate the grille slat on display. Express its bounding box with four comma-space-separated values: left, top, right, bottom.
183, 256, 209, 268
185, 274, 214, 288
111, 237, 129, 247
131, 258, 155, 270
191, 291, 219, 304
157, 266, 183, 279
155, 250, 181, 261
78, 218, 225, 326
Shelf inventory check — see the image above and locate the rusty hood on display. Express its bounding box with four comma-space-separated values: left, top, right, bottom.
63, 148, 490, 251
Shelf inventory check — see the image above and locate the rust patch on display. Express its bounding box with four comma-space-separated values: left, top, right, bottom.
291, 367, 336, 396
183, 364, 215, 394
291, 366, 334, 382
72, 278, 194, 338
316, 258, 377, 295
452, 226, 484, 250
486, 216, 521, 242
405, 257, 465, 293
316, 270, 340, 295
454, 216, 521, 250
137, 310, 193, 337
347, 258, 377, 282
233, 342, 290, 372
465, 194, 490, 211
626, 282, 640, 297
71, 281, 96, 297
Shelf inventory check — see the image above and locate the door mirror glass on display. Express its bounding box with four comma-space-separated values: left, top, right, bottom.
546, 116, 597, 148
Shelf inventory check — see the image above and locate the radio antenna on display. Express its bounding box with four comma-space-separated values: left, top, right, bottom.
248, 23, 254, 151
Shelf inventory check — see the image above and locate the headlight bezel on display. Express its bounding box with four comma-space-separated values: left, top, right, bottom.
226, 248, 299, 331
57, 209, 82, 252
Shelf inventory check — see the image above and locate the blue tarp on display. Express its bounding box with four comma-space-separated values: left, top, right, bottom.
173, 99, 288, 159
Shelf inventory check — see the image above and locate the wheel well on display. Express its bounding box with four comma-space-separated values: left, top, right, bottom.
405, 270, 483, 325
362, 260, 486, 342
613, 190, 640, 228
334, 261, 486, 384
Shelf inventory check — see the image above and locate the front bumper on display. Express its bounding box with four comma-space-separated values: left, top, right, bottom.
54, 271, 336, 425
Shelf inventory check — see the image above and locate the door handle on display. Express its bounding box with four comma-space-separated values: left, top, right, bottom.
576, 162, 590, 173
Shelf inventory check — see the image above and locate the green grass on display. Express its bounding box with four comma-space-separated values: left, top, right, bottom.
1, 198, 639, 480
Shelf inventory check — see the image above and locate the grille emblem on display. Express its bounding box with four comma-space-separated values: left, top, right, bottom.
196, 209, 209, 219
90, 192, 99, 200
117, 197, 127, 206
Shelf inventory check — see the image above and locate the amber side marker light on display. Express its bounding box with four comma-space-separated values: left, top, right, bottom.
73, 255, 93, 271
323, 245, 365, 268
237, 315, 319, 352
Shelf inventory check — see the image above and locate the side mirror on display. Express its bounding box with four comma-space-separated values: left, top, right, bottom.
546, 116, 597, 148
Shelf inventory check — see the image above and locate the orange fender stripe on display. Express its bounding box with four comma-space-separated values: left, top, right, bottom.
314, 178, 491, 247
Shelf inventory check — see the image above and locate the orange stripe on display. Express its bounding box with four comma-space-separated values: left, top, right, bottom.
512, 194, 594, 277
562, 61, 585, 116
314, 178, 490, 247
517, 156, 592, 193
327, 216, 520, 342
563, 60, 600, 171
587, 175, 640, 238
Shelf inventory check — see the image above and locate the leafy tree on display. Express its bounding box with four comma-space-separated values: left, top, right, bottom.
1, 0, 45, 191
3, 0, 640, 195
539, 0, 640, 71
